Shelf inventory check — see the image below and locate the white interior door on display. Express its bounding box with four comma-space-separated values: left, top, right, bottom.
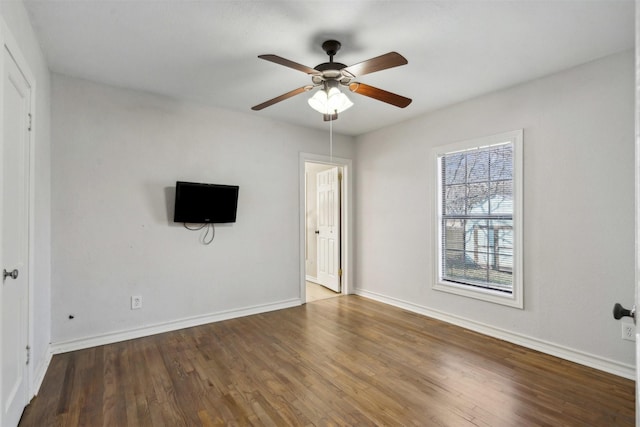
1, 46, 31, 427
316, 167, 341, 292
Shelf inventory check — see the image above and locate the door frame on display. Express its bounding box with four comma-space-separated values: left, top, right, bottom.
635, 2, 639, 422
0, 17, 37, 403
299, 153, 353, 302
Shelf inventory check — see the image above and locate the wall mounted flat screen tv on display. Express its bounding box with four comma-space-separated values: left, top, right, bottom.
174, 181, 239, 223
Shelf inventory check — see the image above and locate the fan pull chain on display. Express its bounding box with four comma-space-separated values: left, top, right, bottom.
329, 110, 334, 162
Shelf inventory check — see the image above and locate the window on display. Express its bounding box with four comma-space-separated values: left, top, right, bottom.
433, 130, 523, 308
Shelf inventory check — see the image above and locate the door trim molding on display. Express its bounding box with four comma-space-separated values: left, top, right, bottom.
0, 16, 38, 403
299, 153, 353, 302
634, 4, 639, 420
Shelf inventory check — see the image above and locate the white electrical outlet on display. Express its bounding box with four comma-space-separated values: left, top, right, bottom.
131, 295, 142, 310
621, 322, 635, 341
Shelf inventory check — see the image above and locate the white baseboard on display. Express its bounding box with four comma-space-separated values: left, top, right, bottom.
47, 290, 635, 380
355, 288, 635, 380
50, 298, 301, 354
30, 347, 53, 397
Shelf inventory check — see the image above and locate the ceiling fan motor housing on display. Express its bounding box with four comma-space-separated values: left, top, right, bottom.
313, 40, 352, 85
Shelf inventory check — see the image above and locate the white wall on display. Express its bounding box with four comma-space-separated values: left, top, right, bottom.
0, 0, 52, 394
51, 74, 355, 346
354, 50, 635, 376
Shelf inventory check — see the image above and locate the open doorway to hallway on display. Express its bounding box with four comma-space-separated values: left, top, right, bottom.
304, 161, 343, 303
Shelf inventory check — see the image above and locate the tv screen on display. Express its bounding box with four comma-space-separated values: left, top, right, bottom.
173, 181, 239, 223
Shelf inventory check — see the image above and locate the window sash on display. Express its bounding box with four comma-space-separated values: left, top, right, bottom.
440, 218, 513, 293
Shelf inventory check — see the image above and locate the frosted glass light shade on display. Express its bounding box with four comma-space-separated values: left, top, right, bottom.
308, 87, 354, 115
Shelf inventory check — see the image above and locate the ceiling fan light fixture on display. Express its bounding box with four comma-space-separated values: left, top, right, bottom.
253, 40, 411, 114
308, 85, 353, 115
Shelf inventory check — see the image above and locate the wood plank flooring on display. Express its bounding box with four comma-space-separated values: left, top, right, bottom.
20, 296, 634, 426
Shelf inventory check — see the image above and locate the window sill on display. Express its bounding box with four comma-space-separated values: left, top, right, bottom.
434, 280, 523, 309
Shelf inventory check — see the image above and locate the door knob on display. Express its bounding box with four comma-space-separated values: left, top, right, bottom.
613, 303, 635, 320
3, 269, 18, 280
315, 230, 320, 234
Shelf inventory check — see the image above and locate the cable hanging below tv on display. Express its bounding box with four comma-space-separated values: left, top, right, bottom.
174, 181, 239, 245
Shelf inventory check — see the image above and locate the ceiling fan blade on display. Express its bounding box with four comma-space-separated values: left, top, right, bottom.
348, 82, 412, 108
342, 52, 408, 77
258, 54, 319, 75
251, 86, 312, 111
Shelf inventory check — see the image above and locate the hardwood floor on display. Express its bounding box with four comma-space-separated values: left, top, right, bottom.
20, 296, 634, 426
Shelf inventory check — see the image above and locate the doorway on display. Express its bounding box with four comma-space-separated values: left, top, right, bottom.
305, 162, 341, 302
299, 153, 352, 303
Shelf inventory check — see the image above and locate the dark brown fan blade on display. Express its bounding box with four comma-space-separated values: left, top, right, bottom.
349, 83, 412, 108
251, 86, 312, 111
342, 52, 407, 77
258, 54, 319, 75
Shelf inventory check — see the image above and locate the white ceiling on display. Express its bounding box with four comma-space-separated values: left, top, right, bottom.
23, 0, 634, 136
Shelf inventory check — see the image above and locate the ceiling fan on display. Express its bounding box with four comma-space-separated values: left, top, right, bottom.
251, 40, 412, 121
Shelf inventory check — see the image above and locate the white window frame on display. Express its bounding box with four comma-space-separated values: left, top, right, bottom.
432, 129, 524, 308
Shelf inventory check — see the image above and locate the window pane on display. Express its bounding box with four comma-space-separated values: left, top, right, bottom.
443, 153, 466, 185
488, 268, 512, 289
490, 144, 513, 181
463, 258, 487, 283
466, 150, 489, 183
467, 183, 489, 214
444, 249, 465, 281
493, 220, 513, 273
443, 219, 465, 250
489, 181, 513, 214
439, 142, 514, 294
444, 185, 466, 215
